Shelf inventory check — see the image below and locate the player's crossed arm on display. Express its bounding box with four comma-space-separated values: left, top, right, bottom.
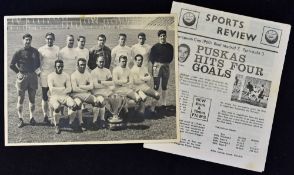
48, 75, 66, 95
90, 71, 104, 89
71, 75, 85, 93
101, 78, 114, 86
79, 75, 94, 90
64, 74, 72, 94
113, 69, 128, 86
140, 71, 151, 82
71, 75, 93, 93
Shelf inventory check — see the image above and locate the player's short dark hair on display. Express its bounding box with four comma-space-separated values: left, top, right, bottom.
118, 33, 127, 38
66, 34, 74, 39
77, 58, 87, 65
138, 32, 146, 38
97, 34, 106, 40
134, 54, 143, 61
77, 36, 86, 41
23, 33, 32, 39
97, 52, 105, 57
97, 54, 105, 60
55, 59, 64, 66
157, 30, 166, 37
119, 55, 127, 62
45, 32, 55, 40
179, 43, 190, 52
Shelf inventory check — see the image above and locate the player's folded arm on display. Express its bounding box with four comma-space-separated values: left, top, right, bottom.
64, 78, 72, 94
140, 74, 151, 82
114, 80, 125, 86
10, 64, 19, 74
93, 83, 103, 89
70, 76, 84, 93
101, 80, 114, 86
72, 85, 84, 93
113, 71, 126, 86
82, 77, 94, 90
34, 51, 41, 70
130, 74, 140, 85
51, 87, 66, 95
92, 78, 104, 89
10, 53, 20, 73
79, 84, 93, 91
47, 77, 65, 95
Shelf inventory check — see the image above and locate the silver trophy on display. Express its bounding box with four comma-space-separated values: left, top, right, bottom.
106, 94, 127, 130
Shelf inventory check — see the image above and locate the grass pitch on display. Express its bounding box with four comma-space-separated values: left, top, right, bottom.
6, 27, 177, 144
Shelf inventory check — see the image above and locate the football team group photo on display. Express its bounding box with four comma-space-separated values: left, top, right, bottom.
5, 15, 179, 145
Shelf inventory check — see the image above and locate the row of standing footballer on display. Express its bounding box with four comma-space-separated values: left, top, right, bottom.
9, 30, 176, 133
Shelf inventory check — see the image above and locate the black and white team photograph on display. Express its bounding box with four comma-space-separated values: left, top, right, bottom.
4, 15, 179, 145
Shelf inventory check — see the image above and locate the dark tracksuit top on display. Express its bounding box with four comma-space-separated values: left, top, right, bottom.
10, 47, 40, 74
88, 45, 112, 70
149, 42, 174, 64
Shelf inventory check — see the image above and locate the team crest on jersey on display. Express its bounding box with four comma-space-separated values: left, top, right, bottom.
32, 53, 36, 59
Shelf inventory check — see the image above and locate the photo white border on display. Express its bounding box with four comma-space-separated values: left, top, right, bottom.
4, 13, 180, 146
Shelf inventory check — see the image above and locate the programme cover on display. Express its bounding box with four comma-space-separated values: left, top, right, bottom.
4, 14, 179, 145
144, 1, 291, 172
